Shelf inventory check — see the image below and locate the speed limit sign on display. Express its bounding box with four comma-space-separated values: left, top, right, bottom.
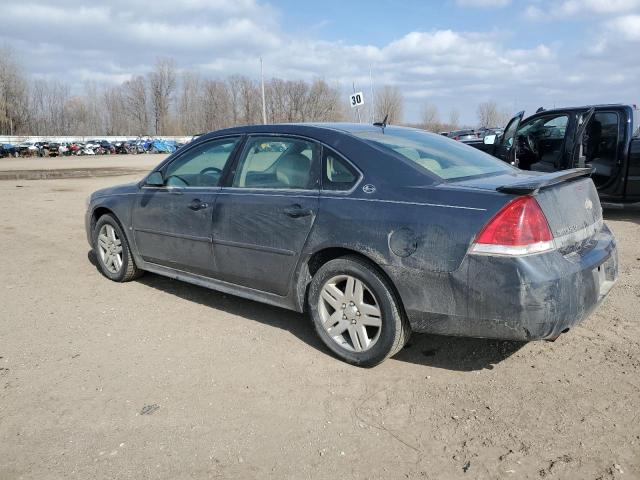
350, 92, 364, 108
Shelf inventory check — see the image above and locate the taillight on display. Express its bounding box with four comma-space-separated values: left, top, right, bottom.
470, 196, 555, 256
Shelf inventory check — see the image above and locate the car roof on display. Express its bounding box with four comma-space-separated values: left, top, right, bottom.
197, 122, 425, 140
530, 103, 630, 116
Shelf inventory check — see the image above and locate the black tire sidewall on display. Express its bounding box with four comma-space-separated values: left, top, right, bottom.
93, 214, 131, 282
308, 257, 402, 367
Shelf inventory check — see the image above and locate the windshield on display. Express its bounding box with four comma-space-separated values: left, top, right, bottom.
355, 128, 515, 180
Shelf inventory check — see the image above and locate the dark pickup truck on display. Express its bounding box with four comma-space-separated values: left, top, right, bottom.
468, 104, 640, 205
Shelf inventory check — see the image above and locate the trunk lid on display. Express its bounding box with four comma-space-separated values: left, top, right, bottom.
534, 176, 602, 254
451, 168, 603, 254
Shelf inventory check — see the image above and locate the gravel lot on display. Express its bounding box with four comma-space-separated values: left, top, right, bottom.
0, 157, 638, 479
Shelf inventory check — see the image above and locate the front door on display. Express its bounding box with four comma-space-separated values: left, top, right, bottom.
212, 136, 320, 295
493, 111, 524, 165
132, 136, 241, 276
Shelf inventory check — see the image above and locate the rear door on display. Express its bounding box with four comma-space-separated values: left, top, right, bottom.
493, 111, 524, 165
212, 136, 320, 295
132, 136, 241, 276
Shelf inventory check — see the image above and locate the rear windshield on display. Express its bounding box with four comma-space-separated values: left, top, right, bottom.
355, 128, 515, 181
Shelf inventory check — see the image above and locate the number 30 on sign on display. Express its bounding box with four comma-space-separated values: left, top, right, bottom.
350, 92, 364, 108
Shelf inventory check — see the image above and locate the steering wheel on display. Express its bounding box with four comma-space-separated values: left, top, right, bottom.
525, 134, 538, 155
200, 167, 222, 176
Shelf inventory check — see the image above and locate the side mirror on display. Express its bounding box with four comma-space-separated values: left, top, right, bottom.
146, 171, 164, 186
483, 134, 496, 145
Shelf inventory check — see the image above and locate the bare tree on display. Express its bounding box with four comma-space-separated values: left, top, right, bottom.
103, 85, 131, 135
177, 71, 203, 135
0, 46, 29, 135
82, 81, 104, 135
123, 76, 148, 135
375, 86, 404, 124
306, 79, 341, 122
421, 103, 440, 132
149, 57, 176, 135
477, 101, 514, 129
448, 108, 460, 129
201, 79, 232, 131
0, 51, 346, 136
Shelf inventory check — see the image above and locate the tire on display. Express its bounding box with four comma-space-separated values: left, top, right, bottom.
308, 255, 410, 367
93, 214, 143, 282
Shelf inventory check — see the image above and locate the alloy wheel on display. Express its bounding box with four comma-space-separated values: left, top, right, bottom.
97, 224, 123, 274
318, 274, 382, 352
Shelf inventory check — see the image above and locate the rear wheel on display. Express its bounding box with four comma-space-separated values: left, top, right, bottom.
308, 256, 410, 367
93, 214, 142, 282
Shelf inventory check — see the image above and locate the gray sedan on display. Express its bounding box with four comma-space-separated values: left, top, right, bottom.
86, 123, 618, 366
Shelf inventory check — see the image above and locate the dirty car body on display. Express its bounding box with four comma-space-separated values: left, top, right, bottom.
86, 123, 618, 348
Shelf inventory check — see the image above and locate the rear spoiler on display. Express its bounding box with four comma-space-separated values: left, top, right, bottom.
496, 168, 593, 195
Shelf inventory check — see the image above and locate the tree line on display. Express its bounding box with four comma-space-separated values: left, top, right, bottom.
1, 45, 512, 137
0, 51, 355, 136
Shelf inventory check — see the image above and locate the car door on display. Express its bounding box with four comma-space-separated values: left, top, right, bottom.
570, 108, 595, 169
212, 135, 320, 295
132, 136, 242, 277
493, 111, 524, 165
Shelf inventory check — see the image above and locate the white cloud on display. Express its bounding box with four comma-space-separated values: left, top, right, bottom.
0, 0, 639, 123
526, 0, 640, 18
606, 14, 640, 41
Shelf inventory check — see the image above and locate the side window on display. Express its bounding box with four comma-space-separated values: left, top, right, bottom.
322, 149, 359, 191
501, 117, 520, 147
233, 136, 319, 190
165, 137, 239, 187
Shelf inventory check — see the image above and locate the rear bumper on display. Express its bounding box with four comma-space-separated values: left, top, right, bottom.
389, 224, 619, 341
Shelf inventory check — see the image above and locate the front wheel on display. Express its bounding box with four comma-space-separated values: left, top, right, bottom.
308, 256, 410, 367
93, 214, 142, 282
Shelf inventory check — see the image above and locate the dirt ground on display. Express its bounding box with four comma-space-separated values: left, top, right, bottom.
0, 157, 638, 479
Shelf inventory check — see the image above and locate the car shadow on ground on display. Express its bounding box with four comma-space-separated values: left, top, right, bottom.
88, 250, 525, 371
603, 207, 640, 226
395, 335, 525, 371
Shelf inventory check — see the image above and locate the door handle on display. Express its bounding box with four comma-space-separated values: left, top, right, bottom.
283, 204, 313, 218
188, 199, 209, 211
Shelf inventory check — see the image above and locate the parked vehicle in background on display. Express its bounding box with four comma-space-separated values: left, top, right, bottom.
86, 122, 618, 366
0, 143, 19, 158
473, 104, 640, 205
99, 140, 115, 154
58, 143, 69, 156
17, 141, 39, 156
47, 142, 61, 156
114, 141, 130, 154
447, 129, 479, 142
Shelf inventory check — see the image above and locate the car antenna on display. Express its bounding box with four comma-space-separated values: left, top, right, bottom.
373, 114, 389, 132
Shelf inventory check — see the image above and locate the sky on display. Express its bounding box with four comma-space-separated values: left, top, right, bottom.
1, 0, 639, 124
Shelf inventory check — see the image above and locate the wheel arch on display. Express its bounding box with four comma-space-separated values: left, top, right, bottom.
294, 246, 407, 320
90, 206, 116, 232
